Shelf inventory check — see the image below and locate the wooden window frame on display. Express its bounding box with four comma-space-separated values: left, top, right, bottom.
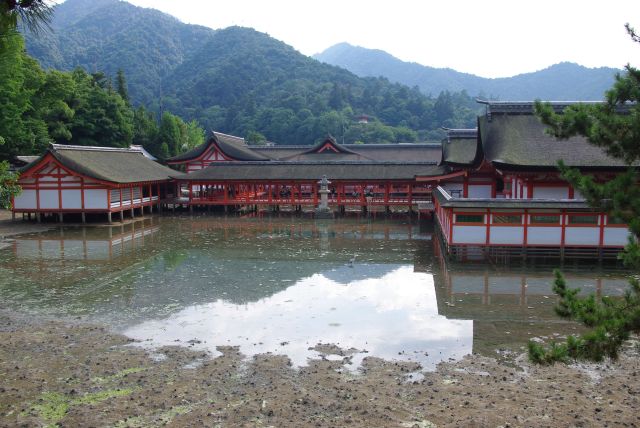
491, 213, 523, 226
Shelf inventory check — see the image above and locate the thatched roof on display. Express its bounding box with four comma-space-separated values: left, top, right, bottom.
440, 128, 479, 167
167, 131, 269, 163
254, 143, 442, 162
24, 144, 179, 184
177, 161, 449, 181
478, 113, 629, 170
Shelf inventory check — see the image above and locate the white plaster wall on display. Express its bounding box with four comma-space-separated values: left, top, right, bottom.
39, 190, 59, 209
489, 227, 524, 244
565, 227, 600, 245
526, 227, 562, 245
13, 189, 37, 209
61, 189, 81, 209
84, 189, 107, 209
603, 228, 631, 246
452, 226, 486, 244
442, 182, 463, 192
468, 185, 492, 198
532, 187, 569, 199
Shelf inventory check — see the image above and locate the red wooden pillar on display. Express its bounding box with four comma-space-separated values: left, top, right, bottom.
598, 213, 605, 247
560, 209, 566, 248
408, 183, 413, 206
313, 183, 318, 206
384, 182, 390, 205
523, 209, 529, 246
463, 175, 469, 198
80, 177, 85, 210
448, 209, 454, 244
485, 208, 491, 245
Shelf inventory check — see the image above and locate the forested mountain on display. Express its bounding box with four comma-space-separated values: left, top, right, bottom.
314, 43, 619, 100
26, 0, 215, 108
24, 0, 478, 144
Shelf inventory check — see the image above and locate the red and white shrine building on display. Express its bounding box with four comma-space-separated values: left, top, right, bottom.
12, 144, 177, 223
433, 101, 633, 258
12, 102, 635, 259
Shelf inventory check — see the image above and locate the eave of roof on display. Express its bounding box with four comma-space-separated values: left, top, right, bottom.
433, 186, 594, 209
23, 144, 180, 184
174, 161, 447, 181
478, 112, 632, 169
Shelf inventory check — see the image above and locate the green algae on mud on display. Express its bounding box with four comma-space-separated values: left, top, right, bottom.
24, 388, 135, 426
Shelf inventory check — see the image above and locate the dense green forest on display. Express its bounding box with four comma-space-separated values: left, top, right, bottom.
25, 0, 479, 146
0, 31, 204, 161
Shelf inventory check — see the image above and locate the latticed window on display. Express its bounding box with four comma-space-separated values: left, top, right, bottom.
493, 214, 521, 224
568, 215, 598, 225
530, 214, 560, 225
456, 214, 484, 224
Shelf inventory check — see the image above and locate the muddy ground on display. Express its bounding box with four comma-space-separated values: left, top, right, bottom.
0, 309, 638, 428
0, 211, 638, 426
0, 210, 53, 248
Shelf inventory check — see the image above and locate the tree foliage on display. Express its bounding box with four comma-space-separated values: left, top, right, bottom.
0, 31, 204, 161
0, 159, 20, 209
0, 0, 52, 36
25, 0, 479, 145
529, 24, 640, 364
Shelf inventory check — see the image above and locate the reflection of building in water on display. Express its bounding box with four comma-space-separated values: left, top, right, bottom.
179, 216, 429, 241
12, 218, 160, 261
426, 231, 629, 355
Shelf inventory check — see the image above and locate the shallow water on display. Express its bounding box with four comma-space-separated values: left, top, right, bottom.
0, 215, 631, 370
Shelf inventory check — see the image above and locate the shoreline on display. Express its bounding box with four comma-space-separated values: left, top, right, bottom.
0, 310, 638, 427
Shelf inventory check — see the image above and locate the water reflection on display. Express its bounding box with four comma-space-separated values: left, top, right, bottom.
124, 265, 472, 370
0, 215, 631, 370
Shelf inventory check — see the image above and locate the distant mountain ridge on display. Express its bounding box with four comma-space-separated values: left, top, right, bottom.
24, 0, 480, 144
314, 43, 619, 100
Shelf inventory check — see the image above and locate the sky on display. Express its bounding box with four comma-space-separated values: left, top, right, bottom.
125, 0, 640, 78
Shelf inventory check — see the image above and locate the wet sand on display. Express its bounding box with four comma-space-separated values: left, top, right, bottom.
0, 310, 638, 427
0, 210, 53, 248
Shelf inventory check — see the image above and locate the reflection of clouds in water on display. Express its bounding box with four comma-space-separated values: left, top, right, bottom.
124, 266, 472, 370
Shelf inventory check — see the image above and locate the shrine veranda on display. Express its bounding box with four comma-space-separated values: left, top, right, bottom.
12, 101, 635, 259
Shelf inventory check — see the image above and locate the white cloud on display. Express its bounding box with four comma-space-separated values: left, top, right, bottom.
124, 266, 473, 370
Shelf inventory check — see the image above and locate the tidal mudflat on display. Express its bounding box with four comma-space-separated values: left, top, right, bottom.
0, 215, 637, 427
